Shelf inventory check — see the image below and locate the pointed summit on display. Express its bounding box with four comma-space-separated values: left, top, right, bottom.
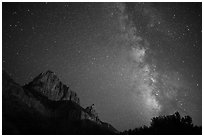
25, 70, 80, 104
45, 70, 54, 74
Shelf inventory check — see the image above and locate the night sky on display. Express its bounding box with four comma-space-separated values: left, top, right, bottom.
2, 2, 202, 131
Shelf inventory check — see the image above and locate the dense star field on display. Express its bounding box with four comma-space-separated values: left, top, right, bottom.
3, 2, 202, 131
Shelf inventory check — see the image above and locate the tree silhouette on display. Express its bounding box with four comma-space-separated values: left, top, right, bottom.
121, 112, 201, 135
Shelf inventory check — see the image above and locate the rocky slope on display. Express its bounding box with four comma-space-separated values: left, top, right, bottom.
2, 70, 118, 135
24, 70, 79, 103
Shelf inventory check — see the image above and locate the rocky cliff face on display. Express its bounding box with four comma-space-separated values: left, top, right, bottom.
25, 70, 79, 104
2, 70, 118, 135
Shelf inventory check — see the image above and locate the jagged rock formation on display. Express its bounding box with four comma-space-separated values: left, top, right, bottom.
84, 104, 100, 123
25, 70, 79, 104
2, 70, 118, 135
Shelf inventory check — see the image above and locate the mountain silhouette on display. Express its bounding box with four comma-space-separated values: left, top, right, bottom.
2, 70, 119, 135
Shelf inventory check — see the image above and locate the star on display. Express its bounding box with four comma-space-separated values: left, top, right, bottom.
2, 2, 201, 131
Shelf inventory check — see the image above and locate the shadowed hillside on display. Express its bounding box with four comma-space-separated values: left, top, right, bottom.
2, 70, 118, 135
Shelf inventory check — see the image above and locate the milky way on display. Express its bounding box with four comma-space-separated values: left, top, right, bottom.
3, 2, 202, 131
114, 2, 161, 119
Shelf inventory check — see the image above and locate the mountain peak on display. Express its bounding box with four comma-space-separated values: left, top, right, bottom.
40, 70, 57, 79
43, 70, 56, 76
25, 70, 80, 104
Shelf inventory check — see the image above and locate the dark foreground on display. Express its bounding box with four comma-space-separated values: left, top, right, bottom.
2, 70, 201, 135
121, 112, 202, 135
